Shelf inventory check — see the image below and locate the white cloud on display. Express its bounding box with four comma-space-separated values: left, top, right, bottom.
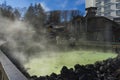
40, 2, 50, 11
75, 0, 85, 5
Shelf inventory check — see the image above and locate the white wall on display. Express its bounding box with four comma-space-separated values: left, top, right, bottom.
85, 0, 95, 8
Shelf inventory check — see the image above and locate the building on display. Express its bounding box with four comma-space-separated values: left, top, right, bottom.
85, 0, 95, 8
87, 7, 119, 42
65, 7, 120, 52
86, 0, 120, 19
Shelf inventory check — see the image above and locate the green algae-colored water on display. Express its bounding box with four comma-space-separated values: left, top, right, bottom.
25, 50, 117, 76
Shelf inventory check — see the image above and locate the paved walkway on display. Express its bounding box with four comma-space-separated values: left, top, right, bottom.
0, 50, 28, 80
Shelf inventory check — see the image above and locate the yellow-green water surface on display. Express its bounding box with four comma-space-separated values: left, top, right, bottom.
25, 50, 117, 76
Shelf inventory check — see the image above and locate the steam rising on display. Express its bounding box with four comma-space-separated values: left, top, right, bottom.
0, 13, 117, 76
0, 13, 60, 68
0, 15, 47, 64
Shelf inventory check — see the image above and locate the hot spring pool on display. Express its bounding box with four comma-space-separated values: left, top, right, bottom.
25, 50, 117, 76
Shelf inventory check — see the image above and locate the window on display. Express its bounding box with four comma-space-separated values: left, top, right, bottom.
104, 5, 111, 11
104, 12, 111, 16
116, 0, 120, 2
116, 10, 120, 16
96, 3, 101, 7
116, 3, 120, 9
96, 0, 102, 3
104, 0, 110, 4
97, 7, 101, 11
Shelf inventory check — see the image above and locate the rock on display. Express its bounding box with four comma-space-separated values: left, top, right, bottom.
32, 55, 120, 80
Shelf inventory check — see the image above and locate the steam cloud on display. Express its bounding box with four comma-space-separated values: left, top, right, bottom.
0, 13, 62, 79
0, 15, 55, 65
0, 10, 116, 77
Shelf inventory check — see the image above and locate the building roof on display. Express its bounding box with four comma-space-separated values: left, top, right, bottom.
87, 16, 120, 27
85, 7, 97, 10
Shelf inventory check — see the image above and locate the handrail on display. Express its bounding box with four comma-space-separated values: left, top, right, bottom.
0, 50, 28, 80
0, 62, 9, 80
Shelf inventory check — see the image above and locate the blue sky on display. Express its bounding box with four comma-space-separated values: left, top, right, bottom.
0, 0, 85, 13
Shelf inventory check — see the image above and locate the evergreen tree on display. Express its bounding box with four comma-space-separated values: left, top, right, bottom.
0, 3, 15, 20
14, 9, 21, 20
25, 3, 46, 33
24, 4, 35, 24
